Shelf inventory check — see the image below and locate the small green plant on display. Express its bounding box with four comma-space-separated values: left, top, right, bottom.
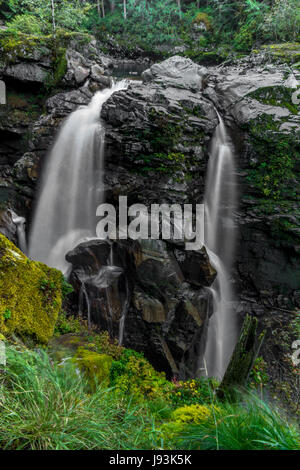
169, 377, 219, 406
249, 357, 269, 388
61, 277, 74, 299
54, 310, 82, 336
39, 278, 57, 305
3, 309, 12, 320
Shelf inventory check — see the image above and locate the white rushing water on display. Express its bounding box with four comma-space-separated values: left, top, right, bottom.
201, 111, 238, 380
29, 81, 128, 275
10, 210, 27, 254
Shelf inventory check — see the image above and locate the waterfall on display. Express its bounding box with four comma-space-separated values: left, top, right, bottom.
10, 210, 27, 254
201, 111, 238, 381
29, 80, 128, 275
119, 278, 130, 346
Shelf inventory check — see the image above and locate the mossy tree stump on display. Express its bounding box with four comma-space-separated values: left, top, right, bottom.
217, 315, 266, 400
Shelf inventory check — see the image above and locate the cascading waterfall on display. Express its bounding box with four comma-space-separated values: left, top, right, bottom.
10, 210, 27, 254
29, 80, 128, 275
201, 111, 238, 381
118, 278, 130, 346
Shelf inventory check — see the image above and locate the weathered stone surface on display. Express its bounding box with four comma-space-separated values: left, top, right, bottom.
4, 63, 49, 84
142, 55, 207, 90
0, 209, 17, 244
66, 237, 214, 378
101, 56, 217, 211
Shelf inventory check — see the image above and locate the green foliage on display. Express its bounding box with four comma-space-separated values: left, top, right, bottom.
1, 1, 298, 56
249, 357, 269, 388
261, 0, 300, 42
6, 14, 43, 34
54, 310, 82, 335
244, 114, 299, 201
45, 46, 68, 90
73, 347, 113, 388
3, 308, 12, 320
86, 0, 183, 48
0, 344, 157, 450
61, 277, 74, 299
172, 403, 217, 424
169, 377, 219, 406
170, 394, 300, 450
110, 349, 173, 401
0, 0, 89, 34
0, 344, 299, 450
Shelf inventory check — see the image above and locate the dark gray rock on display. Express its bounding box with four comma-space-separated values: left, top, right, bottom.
66, 237, 214, 378
4, 63, 49, 84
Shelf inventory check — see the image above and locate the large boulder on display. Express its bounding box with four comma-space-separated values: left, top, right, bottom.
0, 234, 63, 343
101, 56, 217, 210
66, 237, 215, 378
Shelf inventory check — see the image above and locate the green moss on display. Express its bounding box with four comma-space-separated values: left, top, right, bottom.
248, 86, 299, 115
45, 47, 67, 91
242, 114, 300, 202
261, 43, 300, 64
74, 347, 113, 386
0, 234, 63, 343
110, 349, 172, 401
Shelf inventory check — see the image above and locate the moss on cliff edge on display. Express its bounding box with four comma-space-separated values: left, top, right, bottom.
0, 234, 63, 343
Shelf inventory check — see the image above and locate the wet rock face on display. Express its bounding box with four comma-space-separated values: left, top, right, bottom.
204, 60, 300, 309
101, 56, 217, 208
0, 209, 18, 244
66, 237, 214, 378
0, 36, 116, 217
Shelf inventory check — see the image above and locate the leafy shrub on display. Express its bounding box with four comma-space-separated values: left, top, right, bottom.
262, 0, 300, 42
6, 14, 43, 35
54, 310, 82, 336
194, 12, 212, 30
172, 404, 217, 424
110, 349, 173, 401
160, 403, 218, 448
176, 395, 300, 450
249, 357, 269, 388
61, 277, 74, 299
169, 377, 219, 406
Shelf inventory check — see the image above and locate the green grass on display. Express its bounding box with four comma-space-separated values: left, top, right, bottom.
0, 344, 299, 451
171, 395, 300, 450
0, 345, 157, 450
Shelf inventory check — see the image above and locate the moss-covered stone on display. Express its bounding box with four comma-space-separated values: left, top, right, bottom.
74, 347, 113, 385
261, 43, 300, 65
248, 86, 299, 115
0, 234, 63, 343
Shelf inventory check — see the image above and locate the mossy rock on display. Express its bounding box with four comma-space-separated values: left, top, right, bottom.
0, 234, 63, 343
261, 43, 300, 65
74, 347, 113, 385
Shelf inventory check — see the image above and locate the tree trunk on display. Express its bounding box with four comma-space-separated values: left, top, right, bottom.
217, 315, 266, 400
123, 0, 127, 20
97, 0, 101, 17
51, 0, 56, 32
177, 0, 182, 17
101, 0, 105, 18
110, 0, 115, 12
